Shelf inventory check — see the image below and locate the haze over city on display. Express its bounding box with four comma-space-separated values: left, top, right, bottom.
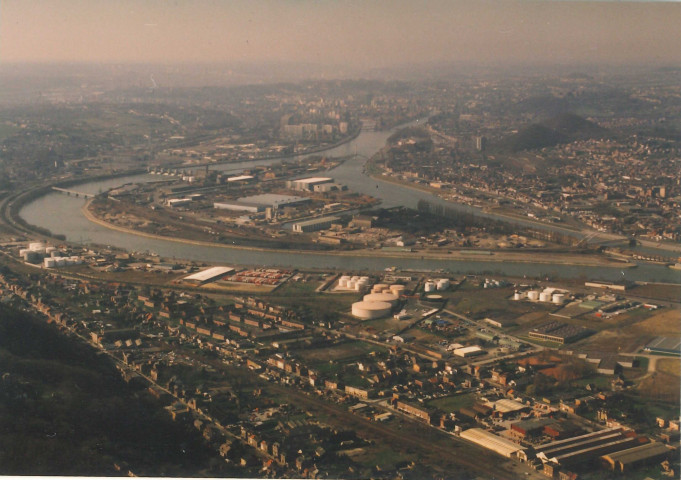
0, 1, 679, 479
2, 0, 681, 71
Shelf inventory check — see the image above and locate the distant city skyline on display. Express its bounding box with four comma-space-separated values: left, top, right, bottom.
1, 0, 680, 70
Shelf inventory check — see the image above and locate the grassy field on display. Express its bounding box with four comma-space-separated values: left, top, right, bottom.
427, 393, 476, 414
295, 340, 385, 364
268, 281, 357, 316
637, 371, 680, 404
209, 280, 276, 293
631, 308, 681, 336
402, 327, 445, 344
574, 329, 652, 354
630, 283, 681, 302
656, 358, 681, 377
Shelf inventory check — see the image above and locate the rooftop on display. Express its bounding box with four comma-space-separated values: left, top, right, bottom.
602, 441, 669, 465
183, 266, 235, 283
237, 193, 310, 208
461, 428, 526, 457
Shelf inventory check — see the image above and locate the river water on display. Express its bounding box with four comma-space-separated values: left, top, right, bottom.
19, 124, 681, 283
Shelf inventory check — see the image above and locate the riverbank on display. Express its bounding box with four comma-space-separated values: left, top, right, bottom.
368, 170, 591, 236
81, 199, 633, 267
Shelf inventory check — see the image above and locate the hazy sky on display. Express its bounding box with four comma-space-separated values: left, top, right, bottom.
1, 0, 680, 68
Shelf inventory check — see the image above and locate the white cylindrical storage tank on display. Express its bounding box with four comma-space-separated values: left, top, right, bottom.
44, 258, 56, 268
347, 279, 357, 289
437, 278, 450, 290
539, 292, 552, 302
552, 293, 566, 305
372, 283, 388, 293
355, 279, 369, 291
339, 276, 349, 288
29, 242, 45, 251
390, 285, 406, 296
352, 301, 392, 320
424, 282, 436, 293
527, 290, 540, 301
514, 292, 523, 301
363, 292, 399, 307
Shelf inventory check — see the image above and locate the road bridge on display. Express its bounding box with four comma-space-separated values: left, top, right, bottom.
52, 187, 95, 198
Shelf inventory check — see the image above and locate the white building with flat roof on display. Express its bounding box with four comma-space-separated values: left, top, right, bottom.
460, 428, 527, 460
453, 345, 485, 358
183, 266, 235, 285
287, 177, 334, 191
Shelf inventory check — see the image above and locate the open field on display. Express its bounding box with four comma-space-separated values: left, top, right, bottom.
363, 317, 413, 334
637, 371, 680, 404
631, 308, 681, 336
208, 280, 276, 293
427, 393, 476, 414
656, 358, 681, 377
629, 283, 681, 303
402, 327, 445, 344
574, 329, 652, 354
294, 340, 385, 364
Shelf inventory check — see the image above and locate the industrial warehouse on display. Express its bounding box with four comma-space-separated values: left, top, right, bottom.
214, 194, 311, 212
528, 321, 594, 344
286, 177, 334, 191
182, 266, 235, 285
292, 216, 339, 233
460, 428, 528, 460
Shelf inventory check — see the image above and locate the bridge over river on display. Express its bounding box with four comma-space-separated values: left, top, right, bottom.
52, 187, 96, 199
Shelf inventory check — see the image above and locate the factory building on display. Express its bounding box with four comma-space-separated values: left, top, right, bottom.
214, 201, 262, 213
214, 194, 311, 213
183, 266, 235, 285
350, 215, 374, 229
453, 345, 485, 358
292, 216, 339, 233
460, 428, 528, 460
528, 321, 593, 344
287, 177, 334, 191
226, 175, 255, 184
167, 198, 192, 207
601, 442, 670, 473
535, 427, 639, 469
643, 336, 681, 356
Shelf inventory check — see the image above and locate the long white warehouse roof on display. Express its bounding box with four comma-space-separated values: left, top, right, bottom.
460, 428, 526, 458
183, 266, 234, 283
293, 177, 333, 184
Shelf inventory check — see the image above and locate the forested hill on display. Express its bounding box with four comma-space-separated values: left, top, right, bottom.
0, 304, 221, 476
496, 113, 608, 152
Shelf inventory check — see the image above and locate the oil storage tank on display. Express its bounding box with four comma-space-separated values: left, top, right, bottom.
352, 301, 392, 320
